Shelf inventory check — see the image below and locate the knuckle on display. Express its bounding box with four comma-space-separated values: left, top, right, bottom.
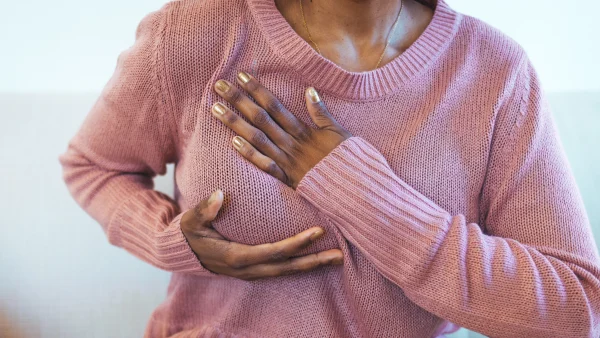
223, 249, 241, 269
224, 258, 239, 270
315, 104, 328, 116
252, 108, 271, 127
190, 205, 208, 224
278, 262, 299, 276
264, 99, 284, 114
314, 110, 331, 124
293, 127, 312, 142
229, 259, 247, 270
315, 252, 332, 266
249, 130, 269, 147
269, 248, 288, 262
265, 160, 279, 175
242, 145, 256, 158
223, 111, 239, 125
287, 140, 303, 155
297, 235, 314, 250
227, 87, 244, 104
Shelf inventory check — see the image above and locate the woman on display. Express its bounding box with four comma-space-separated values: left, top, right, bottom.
58, 0, 600, 336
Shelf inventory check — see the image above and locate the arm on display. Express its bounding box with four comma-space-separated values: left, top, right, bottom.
58, 4, 211, 275
58, 4, 344, 279
295, 57, 600, 337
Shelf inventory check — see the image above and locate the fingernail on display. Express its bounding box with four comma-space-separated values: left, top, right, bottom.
212, 102, 226, 116
309, 229, 324, 241
237, 71, 251, 84
332, 256, 343, 265
208, 189, 221, 204
307, 87, 320, 103
232, 136, 244, 150
215, 80, 230, 92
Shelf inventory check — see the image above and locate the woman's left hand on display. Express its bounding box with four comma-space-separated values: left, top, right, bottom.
211, 71, 353, 189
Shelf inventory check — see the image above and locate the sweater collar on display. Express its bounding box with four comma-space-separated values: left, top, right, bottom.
246, 0, 462, 101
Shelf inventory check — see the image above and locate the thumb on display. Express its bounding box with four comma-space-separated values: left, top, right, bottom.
180, 189, 224, 240
304, 87, 340, 130
183, 189, 224, 230
202, 189, 224, 220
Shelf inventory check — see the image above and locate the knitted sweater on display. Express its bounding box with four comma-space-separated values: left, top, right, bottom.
57, 0, 600, 336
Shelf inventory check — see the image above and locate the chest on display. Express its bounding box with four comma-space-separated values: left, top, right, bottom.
173, 72, 494, 249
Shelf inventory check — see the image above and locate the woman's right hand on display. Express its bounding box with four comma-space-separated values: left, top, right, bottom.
180, 189, 344, 281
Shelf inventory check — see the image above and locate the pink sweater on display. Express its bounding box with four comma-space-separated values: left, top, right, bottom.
57, 0, 600, 336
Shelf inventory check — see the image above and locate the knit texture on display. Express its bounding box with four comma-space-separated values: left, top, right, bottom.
57, 0, 600, 337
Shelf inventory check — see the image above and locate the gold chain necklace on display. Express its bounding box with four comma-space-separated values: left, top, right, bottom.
299, 0, 404, 70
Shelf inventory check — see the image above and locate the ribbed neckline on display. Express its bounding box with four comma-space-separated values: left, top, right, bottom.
246, 0, 461, 101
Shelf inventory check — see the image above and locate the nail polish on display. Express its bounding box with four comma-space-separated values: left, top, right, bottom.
237, 71, 251, 84
232, 136, 244, 149
215, 80, 230, 92
212, 102, 226, 115
308, 87, 320, 103
310, 229, 324, 241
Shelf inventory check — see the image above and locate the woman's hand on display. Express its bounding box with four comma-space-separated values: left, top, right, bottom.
211, 72, 353, 189
180, 189, 344, 281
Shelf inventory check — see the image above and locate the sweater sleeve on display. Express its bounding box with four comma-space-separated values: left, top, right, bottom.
57, 4, 215, 276
296, 56, 600, 337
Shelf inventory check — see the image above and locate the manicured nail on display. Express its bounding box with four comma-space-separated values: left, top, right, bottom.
309, 229, 324, 241
215, 80, 230, 92
237, 71, 251, 84
208, 189, 221, 204
307, 87, 320, 103
232, 136, 244, 150
212, 102, 226, 116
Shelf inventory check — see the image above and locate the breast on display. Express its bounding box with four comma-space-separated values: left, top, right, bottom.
175, 121, 341, 257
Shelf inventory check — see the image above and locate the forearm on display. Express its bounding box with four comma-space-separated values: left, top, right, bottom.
296, 136, 600, 337
59, 143, 210, 275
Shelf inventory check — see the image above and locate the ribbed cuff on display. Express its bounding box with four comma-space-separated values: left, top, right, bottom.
109, 189, 216, 275
296, 136, 452, 287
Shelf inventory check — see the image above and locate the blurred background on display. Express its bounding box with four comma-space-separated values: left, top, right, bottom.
1, 0, 598, 337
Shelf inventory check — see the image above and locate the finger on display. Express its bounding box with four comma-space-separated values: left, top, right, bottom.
235, 71, 310, 139
214, 79, 291, 148
215, 226, 328, 269
304, 87, 340, 130
211, 101, 283, 161
233, 249, 344, 281
180, 189, 225, 239
231, 136, 289, 185
185, 189, 223, 226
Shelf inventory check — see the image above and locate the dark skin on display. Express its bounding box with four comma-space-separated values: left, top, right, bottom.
181, 0, 434, 280
276, 0, 434, 72
211, 76, 352, 189
180, 189, 344, 281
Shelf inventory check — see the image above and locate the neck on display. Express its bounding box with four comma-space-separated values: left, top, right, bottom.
274, 0, 435, 71
301, 0, 405, 40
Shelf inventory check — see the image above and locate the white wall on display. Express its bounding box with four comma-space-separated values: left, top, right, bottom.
2, 0, 599, 93
1, 0, 166, 93
449, 0, 600, 92
1, 1, 598, 338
